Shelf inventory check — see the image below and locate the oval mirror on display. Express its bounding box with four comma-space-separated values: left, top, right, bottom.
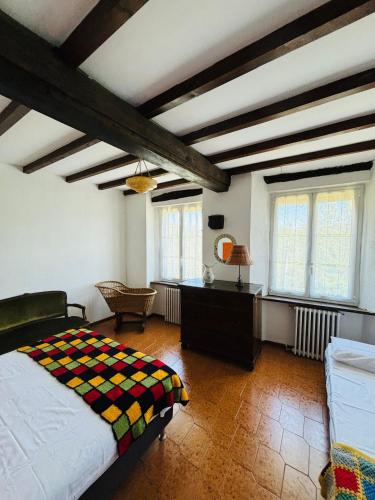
214, 233, 237, 264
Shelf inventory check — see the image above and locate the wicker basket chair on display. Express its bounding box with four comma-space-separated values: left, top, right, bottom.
95, 281, 157, 332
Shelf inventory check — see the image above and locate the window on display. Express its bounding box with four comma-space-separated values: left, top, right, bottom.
270, 186, 363, 304
159, 202, 202, 280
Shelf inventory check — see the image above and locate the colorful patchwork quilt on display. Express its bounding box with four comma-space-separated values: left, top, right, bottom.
18, 328, 188, 456
320, 443, 375, 499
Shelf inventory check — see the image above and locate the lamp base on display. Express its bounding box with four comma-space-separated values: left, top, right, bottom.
236, 265, 243, 288
236, 277, 244, 289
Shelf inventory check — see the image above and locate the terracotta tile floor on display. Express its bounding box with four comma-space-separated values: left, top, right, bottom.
95, 316, 329, 500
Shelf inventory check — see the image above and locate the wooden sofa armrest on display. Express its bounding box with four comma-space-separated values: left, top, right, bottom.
67, 303, 87, 321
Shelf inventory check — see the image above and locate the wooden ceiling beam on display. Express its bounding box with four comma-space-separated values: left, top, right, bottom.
228, 139, 375, 175
123, 178, 189, 196
151, 188, 202, 203
139, 0, 375, 118
0, 100, 30, 136
208, 113, 375, 164
59, 0, 148, 67
11, 1, 147, 158
66, 153, 136, 182
263, 161, 373, 184
98, 167, 168, 189
182, 69, 375, 145
23, 136, 100, 173
0, 10, 229, 191
66, 154, 138, 183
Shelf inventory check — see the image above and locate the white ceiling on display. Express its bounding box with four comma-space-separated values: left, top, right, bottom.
0, 0, 98, 45
80, 0, 327, 107
0, 0, 374, 191
154, 14, 375, 136
0, 95, 10, 113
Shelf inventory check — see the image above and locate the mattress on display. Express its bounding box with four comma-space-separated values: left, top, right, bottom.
0, 350, 117, 500
325, 337, 375, 458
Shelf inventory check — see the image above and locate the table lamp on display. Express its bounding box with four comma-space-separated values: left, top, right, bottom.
226, 245, 253, 288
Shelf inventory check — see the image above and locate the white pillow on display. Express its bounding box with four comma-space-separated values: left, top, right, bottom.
332, 349, 375, 374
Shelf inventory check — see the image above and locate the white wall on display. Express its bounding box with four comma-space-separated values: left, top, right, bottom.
360, 167, 375, 311
124, 194, 148, 287
250, 172, 270, 292
124, 192, 156, 287
0, 165, 126, 322
262, 301, 364, 345
359, 168, 375, 344
202, 173, 252, 282
150, 282, 167, 316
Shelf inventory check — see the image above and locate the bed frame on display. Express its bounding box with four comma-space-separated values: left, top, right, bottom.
80, 407, 173, 500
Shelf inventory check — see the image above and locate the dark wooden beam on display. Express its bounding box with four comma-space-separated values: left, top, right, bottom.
59, 0, 148, 67
208, 113, 375, 164
263, 161, 372, 184
182, 69, 375, 145
123, 178, 190, 196
152, 188, 202, 202
98, 167, 167, 189
23, 136, 100, 173
66, 154, 138, 183
138, 0, 375, 118
0, 10, 229, 191
66, 153, 136, 182
17, 1, 148, 167
228, 140, 375, 175
0, 100, 30, 136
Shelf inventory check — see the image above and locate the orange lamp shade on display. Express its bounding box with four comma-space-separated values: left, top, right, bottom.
226, 245, 253, 266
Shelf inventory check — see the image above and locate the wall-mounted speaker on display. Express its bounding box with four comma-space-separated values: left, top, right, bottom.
208, 215, 224, 230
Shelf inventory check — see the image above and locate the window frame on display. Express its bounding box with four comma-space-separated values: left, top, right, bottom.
157, 201, 202, 282
268, 184, 364, 305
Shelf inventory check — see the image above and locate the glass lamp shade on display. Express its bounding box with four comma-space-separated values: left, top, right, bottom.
126, 175, 157, 193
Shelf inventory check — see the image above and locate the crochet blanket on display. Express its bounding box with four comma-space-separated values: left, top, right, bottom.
320, 443, 375, 499
18, 328, 188, 456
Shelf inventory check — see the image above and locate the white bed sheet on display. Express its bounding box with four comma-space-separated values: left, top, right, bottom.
0, 351, 117, 500
325, 337, 375, 458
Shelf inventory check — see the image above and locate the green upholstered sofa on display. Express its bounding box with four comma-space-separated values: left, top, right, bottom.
0, 291, 89, 355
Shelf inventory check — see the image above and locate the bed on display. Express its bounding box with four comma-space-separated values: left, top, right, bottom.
0, 330, 185, 500
325, 337, 375, 458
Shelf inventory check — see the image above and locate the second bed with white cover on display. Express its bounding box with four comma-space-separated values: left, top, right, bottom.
325, 337, 375, 458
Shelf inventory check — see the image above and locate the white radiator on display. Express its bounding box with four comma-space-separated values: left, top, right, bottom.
293, 306, 341, 361
165, 288, 181, 325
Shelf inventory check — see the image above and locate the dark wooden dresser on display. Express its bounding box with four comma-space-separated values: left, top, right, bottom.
179, 279, 262, 370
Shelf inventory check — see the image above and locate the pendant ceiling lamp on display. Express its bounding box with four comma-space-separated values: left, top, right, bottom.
126, 159, 157, 193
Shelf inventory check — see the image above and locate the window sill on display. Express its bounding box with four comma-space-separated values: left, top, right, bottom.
150, 280, 182, 288
261, 295, 375, 316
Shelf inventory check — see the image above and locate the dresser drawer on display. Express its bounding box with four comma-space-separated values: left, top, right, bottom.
181, 304, 252, 335
181, 287, 250, 311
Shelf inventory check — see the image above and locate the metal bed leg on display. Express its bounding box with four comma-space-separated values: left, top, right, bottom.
158, 429, 166, 441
